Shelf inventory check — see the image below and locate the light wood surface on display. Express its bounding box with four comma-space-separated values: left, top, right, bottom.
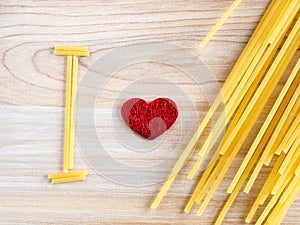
0, 0, 299, 224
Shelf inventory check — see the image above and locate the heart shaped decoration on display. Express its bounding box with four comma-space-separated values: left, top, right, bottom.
121, 98, 178, 139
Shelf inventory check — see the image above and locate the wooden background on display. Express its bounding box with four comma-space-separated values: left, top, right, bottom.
0, 0, 299, 224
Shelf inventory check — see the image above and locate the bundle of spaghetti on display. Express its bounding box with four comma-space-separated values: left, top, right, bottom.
214, 59, 300, 225
151, 0, 289, 209
188, 0, 297, 180
184, 0, 300, 217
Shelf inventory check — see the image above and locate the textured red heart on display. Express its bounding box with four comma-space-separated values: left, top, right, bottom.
121, 98, 178, 139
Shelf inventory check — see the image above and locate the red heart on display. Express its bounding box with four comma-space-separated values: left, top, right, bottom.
121, 98, 178, 139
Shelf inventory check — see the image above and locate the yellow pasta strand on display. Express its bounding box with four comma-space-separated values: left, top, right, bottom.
271, 158, 298, 196
295, 161, 300, 177
245, 153, 286, 223
54, 46, 90, 57
151, 174, 176, 209
63, 56, 73, 173
266, 179, 300, 224
68, 56, 79, 169
55, 45, 89, 52
277, 111, 300, 154
196, 152, 238, 215
255, 174, 292, 225
199, 0, 243, 48
258, 154, 286, 205
48, 171, 88, 180
55, 50, 90, 57
185, 149, 220, 213
279, 172, 300, 203
51, 175, 86, 184
278, 138, 300, 176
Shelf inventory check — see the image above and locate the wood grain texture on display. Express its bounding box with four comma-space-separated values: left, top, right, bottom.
0, 0, 299, 224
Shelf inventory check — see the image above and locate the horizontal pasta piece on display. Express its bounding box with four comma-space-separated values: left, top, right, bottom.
48, 170, 88, 180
